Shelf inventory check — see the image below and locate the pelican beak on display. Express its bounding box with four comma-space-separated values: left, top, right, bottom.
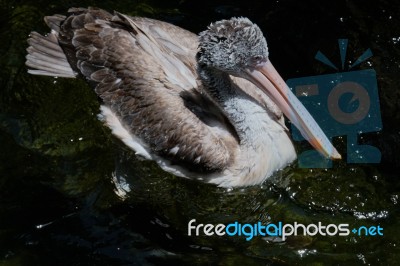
245, 60, 341, 160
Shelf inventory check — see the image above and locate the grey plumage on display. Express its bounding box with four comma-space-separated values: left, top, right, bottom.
26, 7, 239, 173
26, 7, 332, 187
26, 31, 76, 77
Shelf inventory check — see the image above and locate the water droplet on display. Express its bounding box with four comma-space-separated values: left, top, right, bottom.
390, 194, 398, 204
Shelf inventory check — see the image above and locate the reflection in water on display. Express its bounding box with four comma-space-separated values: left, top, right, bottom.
1, 0, 400, 265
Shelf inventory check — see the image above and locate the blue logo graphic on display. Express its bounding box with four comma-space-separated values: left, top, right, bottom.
286, 39, 382, 168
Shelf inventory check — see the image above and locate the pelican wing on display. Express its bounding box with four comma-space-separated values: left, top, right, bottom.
40, 7, 239, 173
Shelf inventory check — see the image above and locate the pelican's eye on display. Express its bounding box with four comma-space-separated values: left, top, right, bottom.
250, 55, 265, 67
252, 55, 263, 62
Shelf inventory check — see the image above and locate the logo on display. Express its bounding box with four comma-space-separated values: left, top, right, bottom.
286, 39, 382, 168
188, 219, 384, 241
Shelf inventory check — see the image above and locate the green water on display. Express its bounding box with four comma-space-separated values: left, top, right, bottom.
1, 0, 400, 265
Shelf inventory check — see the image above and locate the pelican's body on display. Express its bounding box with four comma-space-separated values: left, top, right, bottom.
26, 7, 340, 187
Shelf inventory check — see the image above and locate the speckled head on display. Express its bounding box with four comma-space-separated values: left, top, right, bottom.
197, 17, 342, 161
197, 17, 269, 74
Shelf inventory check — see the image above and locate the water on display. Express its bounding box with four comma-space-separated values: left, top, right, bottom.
1, 0, 400, 265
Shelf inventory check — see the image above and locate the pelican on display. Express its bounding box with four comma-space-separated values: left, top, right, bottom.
26, 7, 340, 187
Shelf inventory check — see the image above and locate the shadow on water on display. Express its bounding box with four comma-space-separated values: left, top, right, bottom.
1, 0, 400, 265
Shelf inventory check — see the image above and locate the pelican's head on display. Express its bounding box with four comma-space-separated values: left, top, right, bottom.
198, 17, 268, 74
197, 17, 341, 160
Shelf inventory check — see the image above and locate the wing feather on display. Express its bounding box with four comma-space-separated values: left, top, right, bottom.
58, 7, 239, 172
